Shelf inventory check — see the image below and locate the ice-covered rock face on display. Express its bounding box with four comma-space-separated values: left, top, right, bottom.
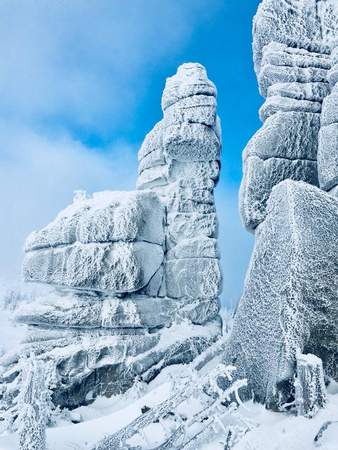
230, 0, 338, 410
161, 63, 217, 112
25, 191, 165, 250
253, 0, 338, 74
227, 180, 338, 408
318, 3, 338, 195
254, 0, 323, 74
23, 191, 165, 294
0, 63, 222, 424
240, 0, 338, 232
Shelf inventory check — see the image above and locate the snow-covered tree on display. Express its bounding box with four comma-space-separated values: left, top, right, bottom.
17, 355, 51, 450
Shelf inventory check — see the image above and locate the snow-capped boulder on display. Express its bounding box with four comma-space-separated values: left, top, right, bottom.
23, 242, 164, 294
23, 191, 165, 294
227, 180, 338, 408
25, 190, 164, 251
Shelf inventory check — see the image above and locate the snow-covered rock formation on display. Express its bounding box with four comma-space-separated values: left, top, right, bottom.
0, 63, 222, 427
229, 180, 338, 407
228, 0, 338, 409
24, 191, 165, 294
240, 0, 336, 232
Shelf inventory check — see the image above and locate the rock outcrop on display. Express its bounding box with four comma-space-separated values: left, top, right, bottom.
228, 180, 338, 407
240, 0, 338, 232
319, 37, 338, 193
227, 0, 338, 410
0, 63, 222, 426
23, 191, 165, 294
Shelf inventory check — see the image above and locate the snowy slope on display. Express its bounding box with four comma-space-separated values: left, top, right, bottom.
0, 381, 173, 449
1, 358, 338, 450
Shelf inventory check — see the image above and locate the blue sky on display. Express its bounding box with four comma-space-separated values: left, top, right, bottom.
0, 0, 262, 307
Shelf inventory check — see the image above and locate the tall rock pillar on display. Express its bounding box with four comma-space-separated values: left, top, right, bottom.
137, 63, 222, 316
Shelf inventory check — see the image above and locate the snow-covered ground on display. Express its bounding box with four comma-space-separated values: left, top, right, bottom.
0, 379, 173, 449
1, 359, 338, 449
233, 389, 338, 450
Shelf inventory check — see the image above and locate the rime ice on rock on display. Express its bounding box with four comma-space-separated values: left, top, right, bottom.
137, 63, 222, 306
295, 353, 327, 418
318, 11, 338, 194
17, 357, 49, 450
227, 0, 338, 410
0, 63, 222, 424
227, 180, 338, 408
239, 0, 338, 232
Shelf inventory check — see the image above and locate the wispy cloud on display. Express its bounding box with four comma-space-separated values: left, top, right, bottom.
0, 0, 222, 136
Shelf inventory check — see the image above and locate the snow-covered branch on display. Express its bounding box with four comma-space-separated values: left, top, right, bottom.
91, 343, 248, 450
